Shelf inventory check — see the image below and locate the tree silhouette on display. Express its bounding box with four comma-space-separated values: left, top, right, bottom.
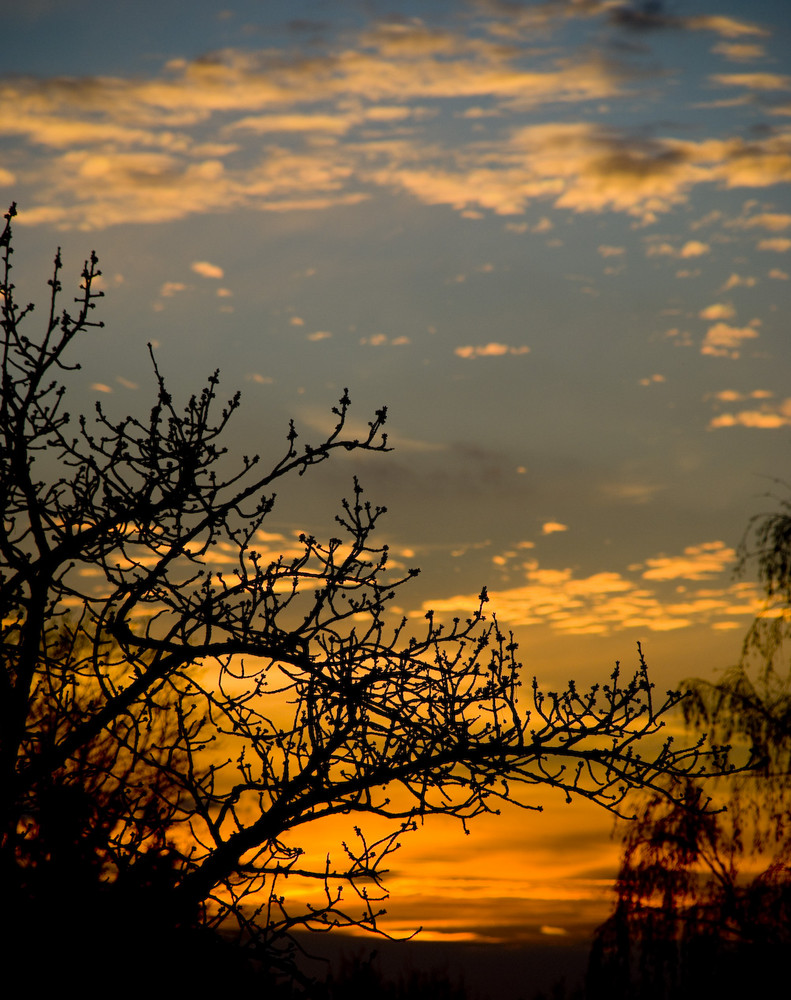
0, 204, 726, 988
587, 483, 791, 1000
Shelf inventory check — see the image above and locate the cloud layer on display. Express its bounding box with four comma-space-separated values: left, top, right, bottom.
2, 10, 789, 230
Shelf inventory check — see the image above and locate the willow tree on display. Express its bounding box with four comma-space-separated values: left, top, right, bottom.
0, 204, 723, 987
587, 486, 791, 1000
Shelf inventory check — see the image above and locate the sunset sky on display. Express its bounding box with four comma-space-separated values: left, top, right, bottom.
3, 0, 790, 953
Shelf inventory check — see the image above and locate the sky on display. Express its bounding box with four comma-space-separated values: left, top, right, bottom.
3, 0, 790, 958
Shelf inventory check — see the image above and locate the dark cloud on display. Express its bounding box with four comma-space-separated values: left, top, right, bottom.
608, 1, 681, 33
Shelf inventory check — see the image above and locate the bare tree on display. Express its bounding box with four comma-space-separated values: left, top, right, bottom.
0, 204, 724, 986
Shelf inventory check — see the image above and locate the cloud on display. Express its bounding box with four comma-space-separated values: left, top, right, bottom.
699, 303, 734, 320
647, 239, 711, 258
721, 273, 757, 289
359, 333, 410, 346
757, 238, 791, 252
541, 522, 568, 535
710, 409, 791, 430
638, 541, 735, 580
5, 19, 791, 231
686, 16, 768, 39
191, 260, 224, 279
599, 481, 663, 503
421, 542, 760, 635
606, 8, 767, 39
701, 322, 759, 358
159, 281, 187, 297
710, 389, 772, 402
597, 245, 625, 257
680, 240, 711, 258
455, 343, 530, 358
708, 394, 791, 430
739, 212, 791, 232
711, 73, 791, 92
769, 268, 789, 280
712, 43, 766, 62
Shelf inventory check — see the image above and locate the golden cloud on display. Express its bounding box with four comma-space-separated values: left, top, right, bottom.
712, 43, 766, 62
455, 343, 530, 358
757, 237, 791, 252
191, 260, 224, 279
699, 302, 735, 320
541, 522, 568, 535
687, 16, 768, 39
4, 21, 789, 230
722, 273, 757, 289
739, 212, 791, 231
421, 541, 759, 636
709, 396, 791, 430
638, 541, 735, 580
711, 73, 791, 91
701, 322, 759, 358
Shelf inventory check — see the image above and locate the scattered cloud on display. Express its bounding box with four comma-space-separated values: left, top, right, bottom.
699, 303, 734, 320
739, 212, 791, 232
712, 43, 766, 63
638, 541, 735, 581
647, 240, 711, 259
599, 481, 664, 504
710, 389, 772, 402
455, 343, 530, 358
709, 393, 791, 430
421, 541, 760, 636
757, 238, 791, 252
722, 273, 757, 289
191, 260, 224, 279
769, 268, 789, 280
686, 16, 768, 39
701, 322, 759, 358
680, 240, 711, 258
541, 522, 568, 535
4, 28, 791, 230
360, 333, 411, 346
159, 281, 187, 297
710, 409, 791, 430
597, 245, 625, 257
710, 73, 791, 92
